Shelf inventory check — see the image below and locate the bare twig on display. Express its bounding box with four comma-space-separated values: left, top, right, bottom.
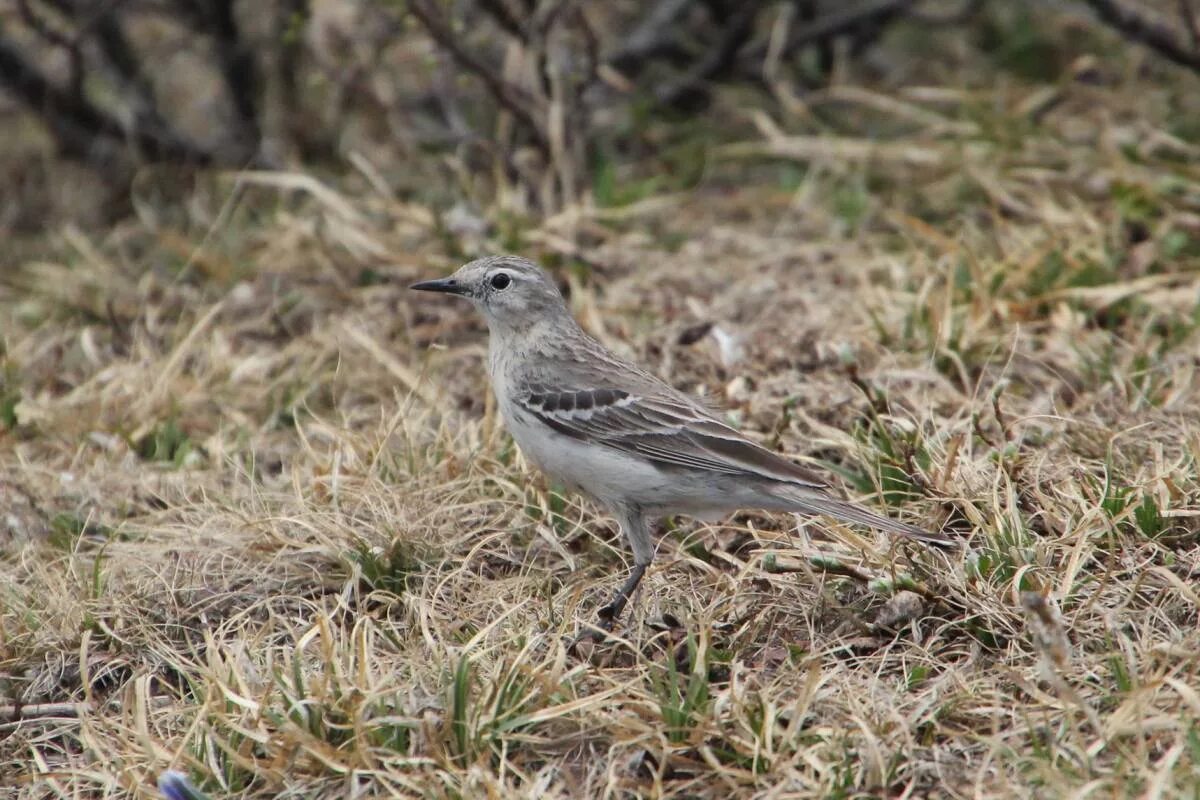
171, 0, 263, 161
90, 9, 168, 122
0, 697, 174, 732
205, 0, 262, 159
741, 0, 918, 65
16, 0, 84, 100
606, 0, 696, 75
0, 32, 211, 169
1180, 0, 1200, 51
478, 0, 529, 41
908, 0, 984, 26
656, 2, 760, 108
34, 0, 212, 167
66, 0, 205, 164
572, 4, 601, 86
407, 0, 550, 155
276, 0, 331, 159
790, 0, 834, 79
1082, 0, 1200, 72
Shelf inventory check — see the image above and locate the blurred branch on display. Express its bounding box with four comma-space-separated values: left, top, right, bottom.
477, 0, 529, 42
40, 0, 193, 163
572, 4, 601, 86
0, 32, 212, 169
407, 0, 550, 155
606, 0, 696, 75
89, 8, 161, 114
276, 0, 331, 159
204, 0, 262, 158
1082, 0, 1200, 72
907, 0, 984, 26
16, 0, 84, 99
656, 2, 760, 108
0, 34, 118, 164
0, 0, 1098, 219
277, 0, 307, 118
797, 0, 835, 77
1178, 0, 1200, 51
171, 0, 263, 160
741, 0, 918, 64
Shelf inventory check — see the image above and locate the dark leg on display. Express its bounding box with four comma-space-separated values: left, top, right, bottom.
570, 562, 648, 650
570, 506, 653, 649
597, 561, 649, 623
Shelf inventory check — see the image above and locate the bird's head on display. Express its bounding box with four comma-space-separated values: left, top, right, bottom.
410, 255, 569, 332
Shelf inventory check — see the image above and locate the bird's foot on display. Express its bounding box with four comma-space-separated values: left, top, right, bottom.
566, 565, 647, 656
597, 601, 621, 624
567, 611, 616, 654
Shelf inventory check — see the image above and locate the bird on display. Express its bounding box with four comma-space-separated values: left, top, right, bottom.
411, 255, 950, 638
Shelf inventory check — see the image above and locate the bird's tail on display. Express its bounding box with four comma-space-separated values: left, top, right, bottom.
771, 485, 954, 547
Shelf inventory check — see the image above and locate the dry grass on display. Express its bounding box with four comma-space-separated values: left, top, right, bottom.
4, 26, 1200, 800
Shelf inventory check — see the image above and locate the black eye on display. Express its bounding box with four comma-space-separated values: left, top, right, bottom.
490, 272, 511, 290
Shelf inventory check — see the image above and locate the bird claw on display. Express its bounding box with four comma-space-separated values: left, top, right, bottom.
567, 613, 616, 654
566, 568, 645, 654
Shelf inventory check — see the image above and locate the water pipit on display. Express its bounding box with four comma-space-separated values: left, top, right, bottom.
412, 256, 950, 640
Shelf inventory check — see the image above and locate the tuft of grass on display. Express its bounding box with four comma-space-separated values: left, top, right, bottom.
828, 379, 933, 509
650, 636, 713, 745
1094, 470, 1169, 540
348, 538, 428, 596
444, 646, 571, 767
0, 367, 19, 430
134, 417, 196, 466
975, 4, 1070, 82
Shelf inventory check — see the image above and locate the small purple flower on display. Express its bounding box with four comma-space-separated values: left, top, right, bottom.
157, 771, 211, 800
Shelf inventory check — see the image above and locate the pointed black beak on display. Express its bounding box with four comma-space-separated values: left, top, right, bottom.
409, 277, 468, 296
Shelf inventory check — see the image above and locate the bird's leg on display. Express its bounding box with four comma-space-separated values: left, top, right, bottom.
570, 562, 648, 650
597, 561, 649, 623
572, 506, 653, 646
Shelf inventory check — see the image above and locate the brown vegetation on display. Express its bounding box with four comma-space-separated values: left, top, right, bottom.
2, 3, 1200, 798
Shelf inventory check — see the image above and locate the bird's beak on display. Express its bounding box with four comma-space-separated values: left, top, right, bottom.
409, 277, 468, 296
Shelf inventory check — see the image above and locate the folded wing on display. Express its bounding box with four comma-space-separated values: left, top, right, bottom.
517, 384, 829, 490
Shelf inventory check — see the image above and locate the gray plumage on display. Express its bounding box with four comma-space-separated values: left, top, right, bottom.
412, 255, 950, 631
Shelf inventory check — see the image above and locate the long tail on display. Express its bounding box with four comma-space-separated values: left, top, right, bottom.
771, 485, 954, 547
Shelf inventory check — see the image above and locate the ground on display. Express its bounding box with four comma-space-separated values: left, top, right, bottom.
3, 19, 1200, 800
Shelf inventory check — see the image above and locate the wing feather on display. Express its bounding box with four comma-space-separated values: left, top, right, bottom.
515, 386, 827, 489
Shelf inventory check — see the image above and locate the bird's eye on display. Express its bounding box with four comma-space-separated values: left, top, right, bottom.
490, 273, 511, 290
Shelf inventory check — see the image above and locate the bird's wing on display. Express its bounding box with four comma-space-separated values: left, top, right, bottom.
515, 381, 828, 489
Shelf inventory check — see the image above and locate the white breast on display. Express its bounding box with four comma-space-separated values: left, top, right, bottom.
487, 354, 664, 509
500, 393, 667, 505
